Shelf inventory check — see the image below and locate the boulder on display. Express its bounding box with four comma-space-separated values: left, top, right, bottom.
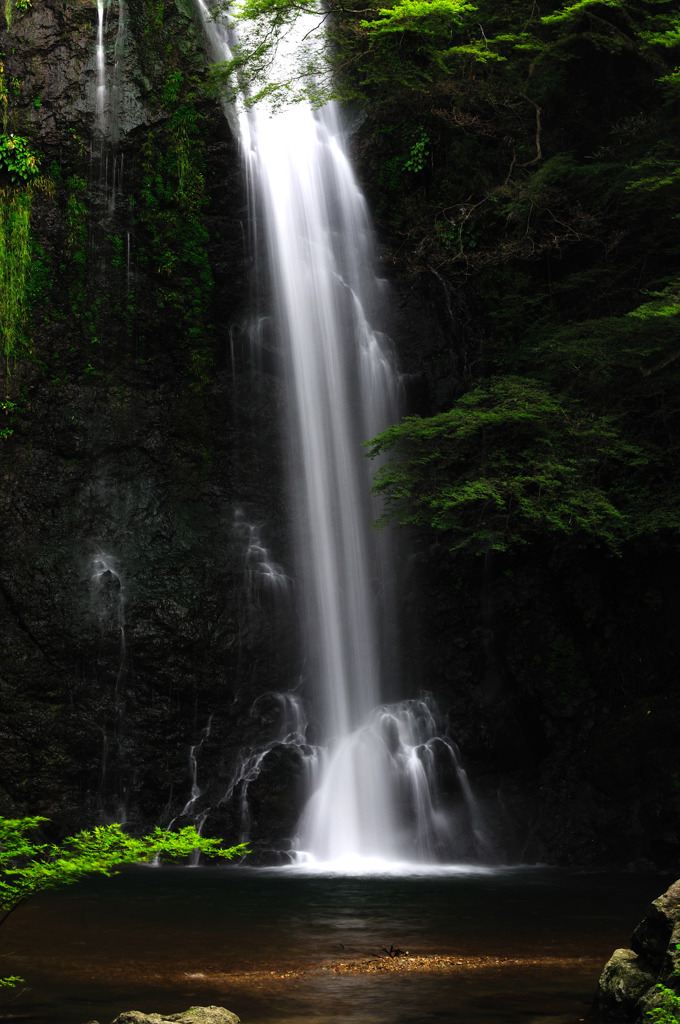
631, 880, 680, 967
593, 879, 680, 1021
594, 948, 656, 1020
111, 1008, 240, 1024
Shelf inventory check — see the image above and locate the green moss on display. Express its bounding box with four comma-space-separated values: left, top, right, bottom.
135, 95, 214, 384
0, 63, 8, 133
0, 187, 32, 367
64, 175, 88, 316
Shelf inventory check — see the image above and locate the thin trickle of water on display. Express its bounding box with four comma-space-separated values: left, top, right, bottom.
220, 692, 316, 850
90, 552, 126, 691
91, 0, 128, 283
179, 716, 213, 865
89, 551, 129, 823
180, 716, 213, 821
125, 229, 131, 294
234, 508, 291, 605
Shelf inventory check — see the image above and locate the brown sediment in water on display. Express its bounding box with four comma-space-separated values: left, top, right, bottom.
322, 954, 601, 975
188, 953, 602, 985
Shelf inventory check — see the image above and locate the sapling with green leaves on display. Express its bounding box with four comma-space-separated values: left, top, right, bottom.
0, 135, 39, 183
0, 815, 247, 989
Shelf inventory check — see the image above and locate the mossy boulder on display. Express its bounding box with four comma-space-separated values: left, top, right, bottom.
110, 1007, 241, 1024
594, 880, 680, 1021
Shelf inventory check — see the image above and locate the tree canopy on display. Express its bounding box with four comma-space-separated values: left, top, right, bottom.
367, 376, 646, 553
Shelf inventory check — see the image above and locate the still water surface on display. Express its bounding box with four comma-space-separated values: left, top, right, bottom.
1, 866, 667, 1024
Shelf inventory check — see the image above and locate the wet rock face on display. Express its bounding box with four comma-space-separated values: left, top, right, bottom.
0, 0, 301, 852
2, 1, 94, 154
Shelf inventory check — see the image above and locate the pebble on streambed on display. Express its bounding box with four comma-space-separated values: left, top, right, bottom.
322, 954, 588, 975
168, 952, 590, 986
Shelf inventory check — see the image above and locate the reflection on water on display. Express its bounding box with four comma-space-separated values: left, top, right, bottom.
1, 867, 667, 1024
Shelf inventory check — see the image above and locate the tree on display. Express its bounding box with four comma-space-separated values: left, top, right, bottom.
366, 376, 647, 554
0, 816, 247, 990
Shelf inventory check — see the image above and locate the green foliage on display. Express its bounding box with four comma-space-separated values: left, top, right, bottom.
0, 393, 24, 439
0, 816, 247, 987
367, 376, 645, 553
145, 0, 164, 33
0, 135, 40, 184
163, 70, 185, 107
215, 0, 680, 561
4, 0, 30, 26
645, 985, 680, 1023
402, 126, 430, 174
208, 0, 337, 108
362, 0, 478, 37
0, 188, 32, 366
0, 976, 24, 988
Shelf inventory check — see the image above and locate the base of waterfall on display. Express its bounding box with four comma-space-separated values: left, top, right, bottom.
291, 697, 493, 868
283, 853, 503, 876
218, 694, 493, 868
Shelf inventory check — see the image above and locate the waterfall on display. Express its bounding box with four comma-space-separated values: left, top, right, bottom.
242, 92, 402, 864
194, 1, 487, 867
243, 100, 400, 742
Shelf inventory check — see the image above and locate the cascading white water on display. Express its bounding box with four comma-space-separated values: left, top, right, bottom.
298, 696, 491, 865
92, 0, 127, 254
94, 0, 126, 147
195, 1, 487, 867
242, 95, 406, 864
95, 0, 106, 128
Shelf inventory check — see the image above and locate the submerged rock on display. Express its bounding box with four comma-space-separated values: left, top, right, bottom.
110, 1008, 240, 1024
593, 879, 680, 1021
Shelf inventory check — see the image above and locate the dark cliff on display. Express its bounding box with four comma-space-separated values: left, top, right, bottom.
0, 0, 678, 870
0, 0, 303, 852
